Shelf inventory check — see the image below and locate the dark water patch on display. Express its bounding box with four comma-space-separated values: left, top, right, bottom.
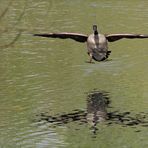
35, 90, 148, 135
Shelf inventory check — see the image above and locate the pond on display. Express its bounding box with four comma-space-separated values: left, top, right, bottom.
0, 0, 148, 148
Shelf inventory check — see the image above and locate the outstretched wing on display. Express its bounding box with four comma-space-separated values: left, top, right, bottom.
105, 34, 148, 42
33, 32, 88, 43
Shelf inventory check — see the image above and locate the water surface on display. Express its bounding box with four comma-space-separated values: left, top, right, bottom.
0, 0, 148, 148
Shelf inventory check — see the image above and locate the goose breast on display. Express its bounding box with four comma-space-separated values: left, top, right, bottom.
87, 34, 108, 61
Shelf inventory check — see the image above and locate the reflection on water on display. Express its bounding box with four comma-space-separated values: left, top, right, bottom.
36, 90, 148, 135
86, 90, 110, 134
0, 0, 27, 49
1, 0, 148, 147
108, 111, 148, 128
0, 0, 13, 21
87, 91, 109, 119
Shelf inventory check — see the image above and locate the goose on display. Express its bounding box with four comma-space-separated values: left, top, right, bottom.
34, 25, 148, 63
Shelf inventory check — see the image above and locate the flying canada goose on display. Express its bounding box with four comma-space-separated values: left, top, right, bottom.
34, 25, 148, 63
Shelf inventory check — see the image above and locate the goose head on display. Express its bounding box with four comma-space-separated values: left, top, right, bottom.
93, 25, 98, 35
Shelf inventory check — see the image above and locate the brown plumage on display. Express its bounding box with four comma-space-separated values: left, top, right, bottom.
34, 25, 148, 62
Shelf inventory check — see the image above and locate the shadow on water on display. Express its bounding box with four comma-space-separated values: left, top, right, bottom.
36, 90, 148, 135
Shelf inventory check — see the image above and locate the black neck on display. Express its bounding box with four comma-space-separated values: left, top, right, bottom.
94, 30, 98, 35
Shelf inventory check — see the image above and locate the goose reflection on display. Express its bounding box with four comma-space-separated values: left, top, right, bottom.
37, 90, 110, 126
37, 90, 148, 134
86, 91, 110, 130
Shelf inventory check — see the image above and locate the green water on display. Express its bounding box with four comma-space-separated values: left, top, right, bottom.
0, 0, 148, 148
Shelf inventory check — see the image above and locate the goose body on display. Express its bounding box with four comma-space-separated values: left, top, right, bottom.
87, 33, 109, 61
34, 25, 148, 63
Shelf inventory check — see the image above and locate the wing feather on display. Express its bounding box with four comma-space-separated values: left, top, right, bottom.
33, 32, 88, 43
105, 34, 148, 42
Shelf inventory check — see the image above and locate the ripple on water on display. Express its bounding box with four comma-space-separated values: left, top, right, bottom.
14, 124, 67, 148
